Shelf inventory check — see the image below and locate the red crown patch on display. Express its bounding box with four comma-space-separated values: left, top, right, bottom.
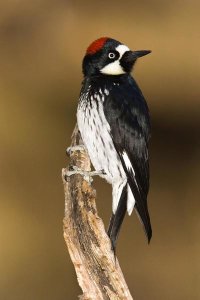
86, 37, 109, 55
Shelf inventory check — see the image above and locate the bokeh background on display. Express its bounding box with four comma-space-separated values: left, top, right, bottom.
0, 0, 200, 299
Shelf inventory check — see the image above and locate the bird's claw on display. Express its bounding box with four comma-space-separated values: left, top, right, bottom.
65, 167, 106, 183
66, 145, 85, 155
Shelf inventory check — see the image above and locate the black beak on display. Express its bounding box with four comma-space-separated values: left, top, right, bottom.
120, 50, 151, 73
131, 50, 151, 58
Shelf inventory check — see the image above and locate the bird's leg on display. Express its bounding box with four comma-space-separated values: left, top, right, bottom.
66, 144, 106, 182
65, 166, 106, 183
89, 169, 106, 177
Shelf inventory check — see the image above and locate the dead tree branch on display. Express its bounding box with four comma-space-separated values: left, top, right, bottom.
62, 125, 133, 300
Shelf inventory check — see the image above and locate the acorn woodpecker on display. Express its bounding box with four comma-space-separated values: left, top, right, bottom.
77, 37, 152, 251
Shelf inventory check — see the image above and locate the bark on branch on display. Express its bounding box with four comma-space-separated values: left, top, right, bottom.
62, 125, 133, 300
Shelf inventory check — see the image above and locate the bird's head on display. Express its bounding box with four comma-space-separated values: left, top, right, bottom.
82, 37, 151, 77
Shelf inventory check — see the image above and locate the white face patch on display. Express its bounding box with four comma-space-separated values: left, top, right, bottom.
116, 44, 130, 57
100, 44, 130, 75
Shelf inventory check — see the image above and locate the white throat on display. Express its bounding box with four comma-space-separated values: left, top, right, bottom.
100, 44, 130, 75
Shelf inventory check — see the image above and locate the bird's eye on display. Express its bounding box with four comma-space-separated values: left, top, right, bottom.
108, 52, 116, 59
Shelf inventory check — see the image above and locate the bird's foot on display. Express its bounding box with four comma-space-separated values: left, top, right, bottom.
89, 169, 106, 177
65, 166, 106, 183
66, 145, 85, 155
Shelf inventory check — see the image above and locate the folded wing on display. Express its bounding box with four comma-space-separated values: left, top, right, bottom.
103, 76, 152, 242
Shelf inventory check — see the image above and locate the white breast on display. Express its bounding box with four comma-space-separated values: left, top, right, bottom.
77, 90, 126, 185
77, 87, 135, 215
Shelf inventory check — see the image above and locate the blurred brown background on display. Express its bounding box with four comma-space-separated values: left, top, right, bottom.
0, 0, 200, 299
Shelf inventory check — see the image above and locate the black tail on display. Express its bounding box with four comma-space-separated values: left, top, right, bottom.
135, 201, 152, 243
129, 181, 152, 242
107, 184, 127, 254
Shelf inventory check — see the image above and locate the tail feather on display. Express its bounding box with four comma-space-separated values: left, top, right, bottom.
108, 181, 152, 254
135, 202, 152, 242
128, 181, 152, 242
116, 150, 152, 243
107, 184, 127, 254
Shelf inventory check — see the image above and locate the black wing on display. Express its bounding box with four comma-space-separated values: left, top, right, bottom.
104, 75, 152, 242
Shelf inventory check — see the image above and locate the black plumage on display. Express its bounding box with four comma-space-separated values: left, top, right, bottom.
77, 37, 152, 252
103, 74, 152, 244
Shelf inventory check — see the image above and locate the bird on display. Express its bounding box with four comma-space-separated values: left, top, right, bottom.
76, 37, 152, 252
